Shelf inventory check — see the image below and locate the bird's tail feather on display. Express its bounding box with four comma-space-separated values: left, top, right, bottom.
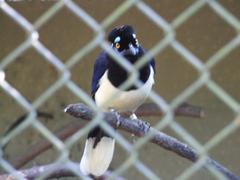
80, 127, 115, 177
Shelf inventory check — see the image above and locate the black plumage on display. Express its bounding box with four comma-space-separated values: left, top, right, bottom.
80, 25, 156, 177
90, 28, 155, 146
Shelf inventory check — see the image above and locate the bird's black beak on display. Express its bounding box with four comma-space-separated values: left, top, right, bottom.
121, 43, 139, 56
128, 44, 138, 55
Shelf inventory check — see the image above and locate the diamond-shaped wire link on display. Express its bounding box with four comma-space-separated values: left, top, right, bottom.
0, 0, 240, 179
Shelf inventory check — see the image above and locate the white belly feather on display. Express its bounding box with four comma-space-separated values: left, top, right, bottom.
95, 66, 154, 112
80, 67, 154, 176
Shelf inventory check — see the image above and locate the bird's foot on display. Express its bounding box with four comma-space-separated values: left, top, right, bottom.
109, 108, 121, 128
130, 113, 138, 142
130, 113, 138, 120
144, 121, 151, 129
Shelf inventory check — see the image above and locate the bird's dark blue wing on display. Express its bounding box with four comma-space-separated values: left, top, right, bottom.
150, 58, 156, 73
91, 51, 108, 99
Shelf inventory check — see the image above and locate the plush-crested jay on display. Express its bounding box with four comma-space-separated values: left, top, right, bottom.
80, 25, 155, 177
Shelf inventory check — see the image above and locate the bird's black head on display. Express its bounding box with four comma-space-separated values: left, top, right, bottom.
108, 25, 140, 56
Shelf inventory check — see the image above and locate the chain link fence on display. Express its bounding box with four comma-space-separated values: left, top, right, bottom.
0, 0, 240, 179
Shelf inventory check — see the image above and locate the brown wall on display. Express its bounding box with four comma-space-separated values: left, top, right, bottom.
0, 0, 240, 179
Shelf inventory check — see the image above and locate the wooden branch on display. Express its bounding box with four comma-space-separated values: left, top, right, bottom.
133, 102, 205, 118
10, 102, 203, 169
61, 102, 204, 118
2, 111, 53, 150
64, 103, 239, 180
11, 122, 85, 169
0, 162, 125, 180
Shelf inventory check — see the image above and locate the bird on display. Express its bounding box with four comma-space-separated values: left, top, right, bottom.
80, 25, 155, 177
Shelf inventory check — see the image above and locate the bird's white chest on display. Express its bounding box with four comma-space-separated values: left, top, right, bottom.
95, 67, 154, 112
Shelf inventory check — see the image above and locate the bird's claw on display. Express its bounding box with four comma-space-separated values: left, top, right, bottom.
110, 108, 121, 127
143, 121, 151, 132
144, 121, 150, 128
130, 113, 138, 120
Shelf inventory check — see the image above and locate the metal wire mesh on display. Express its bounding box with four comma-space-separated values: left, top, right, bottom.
0, 0, 239, 179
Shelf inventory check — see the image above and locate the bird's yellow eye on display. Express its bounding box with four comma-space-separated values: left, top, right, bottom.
115, 43, 120, 49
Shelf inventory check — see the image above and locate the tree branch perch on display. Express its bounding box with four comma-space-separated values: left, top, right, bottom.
64, 103, 239, 180
10, 102, 203, 169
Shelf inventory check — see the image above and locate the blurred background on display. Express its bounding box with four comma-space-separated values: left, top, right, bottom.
0, 0, 239, 179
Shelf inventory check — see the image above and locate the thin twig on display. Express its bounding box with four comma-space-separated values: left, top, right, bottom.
133, 102, 205, 118
4, 111, 53, 136
0, 162, 125, 180
64, 103, 239, 180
